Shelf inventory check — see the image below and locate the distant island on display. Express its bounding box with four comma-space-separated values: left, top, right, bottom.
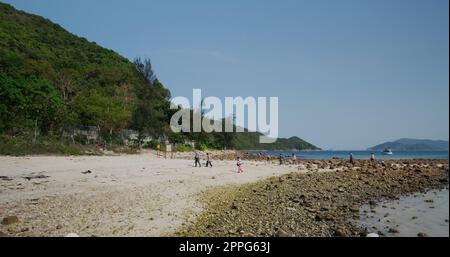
368, 138, 449, 151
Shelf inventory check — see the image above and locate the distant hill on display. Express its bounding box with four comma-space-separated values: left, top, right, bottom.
368, 138, 449, 151
233, 133, 320, 150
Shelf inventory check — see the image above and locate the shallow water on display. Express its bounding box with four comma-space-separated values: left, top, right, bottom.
359, 188, 449, 237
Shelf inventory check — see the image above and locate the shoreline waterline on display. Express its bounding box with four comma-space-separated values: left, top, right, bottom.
249, 150, 449, 160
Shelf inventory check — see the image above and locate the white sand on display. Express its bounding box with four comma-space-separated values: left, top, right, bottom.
0, 151, 303, 236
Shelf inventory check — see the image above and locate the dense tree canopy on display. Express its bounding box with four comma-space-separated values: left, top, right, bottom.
0, 3, 171, 139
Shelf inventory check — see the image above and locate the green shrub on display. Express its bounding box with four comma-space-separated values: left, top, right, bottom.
175, 143, 193, 152
0, 135, 84, 155
196, 143, 207, 151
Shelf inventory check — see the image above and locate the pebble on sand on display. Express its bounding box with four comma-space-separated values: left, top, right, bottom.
1, 216, 19, 225
417, 232, 428, 237
388, 228, 400, 234
65, 233, 80, 237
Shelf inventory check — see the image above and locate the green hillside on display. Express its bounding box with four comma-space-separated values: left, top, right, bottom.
0, 2, 318, 154
0, 2, 170, 139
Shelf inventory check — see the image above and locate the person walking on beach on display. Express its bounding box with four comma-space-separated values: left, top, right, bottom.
236, 157, 243, 173
349, 152, 354, 164
279, 154, 283, 165
370, 153, 376, 162
194, 151, 201, 167
291, 153, 297, 164
205, 153, 212, 167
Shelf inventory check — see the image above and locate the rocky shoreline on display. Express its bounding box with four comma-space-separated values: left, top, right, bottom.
176, 159, 449, 237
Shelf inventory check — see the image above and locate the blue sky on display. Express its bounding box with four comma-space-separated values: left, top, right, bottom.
3, 0, 449, 149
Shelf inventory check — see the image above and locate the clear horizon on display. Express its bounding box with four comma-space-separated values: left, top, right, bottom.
3, 0, 449, 150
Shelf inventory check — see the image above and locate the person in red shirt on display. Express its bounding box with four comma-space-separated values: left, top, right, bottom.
236, 157, 243, 173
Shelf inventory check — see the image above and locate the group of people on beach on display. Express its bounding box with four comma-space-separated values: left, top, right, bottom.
276, 153, 299, 165
194, 152, 213, 167
275, 152, 378, 165
192, 151, 379, 173
349, 152, 377, 164
194, 152, 244, 173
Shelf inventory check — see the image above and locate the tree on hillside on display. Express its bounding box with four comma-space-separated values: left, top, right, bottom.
0, 74, 64, 135
131, 58, 171, 144
56, 69, 76, 104
73, 89, 130, 137
134, 57, 156, 85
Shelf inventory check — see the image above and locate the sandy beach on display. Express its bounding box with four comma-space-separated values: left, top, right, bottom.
0, 152, 448, 237
0, 151, 301, 236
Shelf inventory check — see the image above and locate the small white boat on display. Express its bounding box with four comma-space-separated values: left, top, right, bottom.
382, 148, 393, 155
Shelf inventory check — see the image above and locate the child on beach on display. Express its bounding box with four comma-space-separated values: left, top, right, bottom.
349, 152, 354, 164
291, 153, 297, 164
370, 153, 376, 161
194, 151, 201, 167
236, 157, 243, 173
279, 154, 283, 165
206, 153, 212, 167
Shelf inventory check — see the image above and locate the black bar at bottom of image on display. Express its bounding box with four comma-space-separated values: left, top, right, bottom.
1, 237, 448, 256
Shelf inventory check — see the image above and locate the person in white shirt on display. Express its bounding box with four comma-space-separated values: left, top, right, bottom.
194, 151, 201, 167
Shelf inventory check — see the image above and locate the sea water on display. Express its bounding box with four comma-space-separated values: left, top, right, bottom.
251, 150, 449, 160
